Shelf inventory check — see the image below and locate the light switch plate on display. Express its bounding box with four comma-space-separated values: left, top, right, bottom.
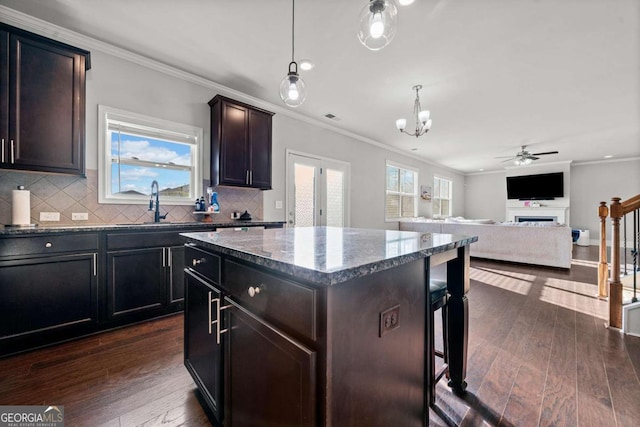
72, 212, 89, 221
40, 212, 60, 221
275, 200, 283, 209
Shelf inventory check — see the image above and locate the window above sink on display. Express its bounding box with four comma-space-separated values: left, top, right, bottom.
98, 105, 203, 205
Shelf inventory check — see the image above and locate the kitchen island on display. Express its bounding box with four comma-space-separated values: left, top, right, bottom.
182, 226, 477, 427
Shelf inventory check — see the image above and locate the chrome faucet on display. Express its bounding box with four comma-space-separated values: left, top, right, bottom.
149, 180, 167, 223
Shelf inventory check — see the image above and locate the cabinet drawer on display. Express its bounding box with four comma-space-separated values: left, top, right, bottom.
225, 260, 317, 341
107, 231, 183, 250
185, 246, 221, 285
0, 233, 98, 257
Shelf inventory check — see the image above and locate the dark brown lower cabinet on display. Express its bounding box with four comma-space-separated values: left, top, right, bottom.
225, 299, 316, 427
0, 252, 98, 355
184, 270, 225, 422
106, 248, 166, 318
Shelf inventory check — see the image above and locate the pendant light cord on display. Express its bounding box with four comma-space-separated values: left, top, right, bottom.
291, 0, 295, 63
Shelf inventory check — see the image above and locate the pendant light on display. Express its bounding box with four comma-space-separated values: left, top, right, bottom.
357, 0, 398, 51
279, 0, 306, 107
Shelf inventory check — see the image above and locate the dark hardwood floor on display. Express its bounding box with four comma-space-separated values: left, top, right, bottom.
1, 245, 639, 426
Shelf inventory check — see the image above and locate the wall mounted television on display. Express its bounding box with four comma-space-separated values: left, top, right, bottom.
506, 172, 564, 200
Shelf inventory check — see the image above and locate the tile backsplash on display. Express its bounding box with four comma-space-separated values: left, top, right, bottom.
0, 170, 263, 226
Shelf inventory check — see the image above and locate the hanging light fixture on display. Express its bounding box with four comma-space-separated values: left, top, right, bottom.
395, 85, 432, 138
357, 0, 398, 51
279, 0, 306, 107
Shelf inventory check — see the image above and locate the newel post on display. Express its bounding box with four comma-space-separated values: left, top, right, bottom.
598, 202, 609, 299
609, 197, 623, 328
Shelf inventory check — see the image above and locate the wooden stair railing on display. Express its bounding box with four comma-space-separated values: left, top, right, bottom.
607, 194, 640, 329
598, 202, 609, 298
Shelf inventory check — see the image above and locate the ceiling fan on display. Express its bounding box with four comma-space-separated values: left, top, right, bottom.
496, 145, 559, 165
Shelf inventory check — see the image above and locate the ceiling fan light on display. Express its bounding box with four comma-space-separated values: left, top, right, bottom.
395, 118, 407, 131
397, 0, 415, 5
357, 0, 398, 51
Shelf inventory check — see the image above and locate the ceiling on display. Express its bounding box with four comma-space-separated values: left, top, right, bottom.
1, 0, 639, 173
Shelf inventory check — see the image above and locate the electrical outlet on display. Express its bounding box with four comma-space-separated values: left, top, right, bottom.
379, 305, 400, 337
39, 212, 60, 221
72, 212, 89, 221
275, 200, 283, 209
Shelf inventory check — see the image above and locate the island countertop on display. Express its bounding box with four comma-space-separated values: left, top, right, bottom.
181, 226, 478, 286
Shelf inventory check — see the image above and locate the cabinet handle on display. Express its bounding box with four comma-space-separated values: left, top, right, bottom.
245, 170, 250, 185
249, 170, 253, 185
192, 258, 205, 266
210, 296, 232, 344
248, 286, 262, 297
1, 138, 4, 163
93, 253, 97, 276
10, 139, 15, 164
208, 291, 213, 335
167, 248, 172, 268
45, 242, 52, 248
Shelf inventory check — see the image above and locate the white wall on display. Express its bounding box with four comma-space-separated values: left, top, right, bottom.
263, 114, 466, 229
463, 171, 506, 221
84, 51, 465, 230
571, 158, 640, 244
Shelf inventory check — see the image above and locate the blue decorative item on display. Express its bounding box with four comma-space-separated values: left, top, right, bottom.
211, 192, 220, 213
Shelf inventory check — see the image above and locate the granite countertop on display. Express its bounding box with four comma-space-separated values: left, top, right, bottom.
0, 220, 285, 236
182, 226, 478, 286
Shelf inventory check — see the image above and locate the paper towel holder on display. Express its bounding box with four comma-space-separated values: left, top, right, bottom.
6, 185, 37, 228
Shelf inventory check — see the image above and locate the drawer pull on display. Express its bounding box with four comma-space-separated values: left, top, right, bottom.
248, 286, 262, 297
192, 258, 205, 266
45, 242, 52, 248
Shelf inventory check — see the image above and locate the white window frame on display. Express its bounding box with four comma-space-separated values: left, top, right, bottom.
98, 105, 203, 205
385, 160, 418, 221
433, 175, 453, 218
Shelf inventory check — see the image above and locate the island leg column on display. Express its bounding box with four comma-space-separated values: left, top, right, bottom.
446, 245, 470, 393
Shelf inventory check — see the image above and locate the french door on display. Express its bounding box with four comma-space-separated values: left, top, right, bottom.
286, 151, 349, 227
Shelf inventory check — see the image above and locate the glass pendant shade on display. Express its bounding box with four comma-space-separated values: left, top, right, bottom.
395, 118, 407, 131
279, 62, 306, 107
418, 110, 430, 124
357, 0, 398, 51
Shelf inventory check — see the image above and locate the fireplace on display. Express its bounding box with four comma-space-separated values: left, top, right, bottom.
507, 207, 568, 224
516, 216, 556, 222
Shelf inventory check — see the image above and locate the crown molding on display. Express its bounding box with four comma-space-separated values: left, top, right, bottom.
572, 156, 640, 167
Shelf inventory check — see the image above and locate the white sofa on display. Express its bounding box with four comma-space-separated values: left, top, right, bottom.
399, 219, 573, 268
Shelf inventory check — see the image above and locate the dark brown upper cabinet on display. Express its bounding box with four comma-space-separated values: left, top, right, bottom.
209, 95, 274, 190
0, 23, 91, 175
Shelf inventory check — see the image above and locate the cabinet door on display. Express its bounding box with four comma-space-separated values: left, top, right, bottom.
219, 101, 249, 186
0, 253, 97, 355
184, 270, 224, 423
226, 300, 316, 427
8, 33, 85, 174
107, 247, 165, 319
168, 245, 185, 304
248, 109, 272, 189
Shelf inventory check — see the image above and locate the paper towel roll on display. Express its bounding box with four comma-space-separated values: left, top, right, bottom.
12, 189, 31, 226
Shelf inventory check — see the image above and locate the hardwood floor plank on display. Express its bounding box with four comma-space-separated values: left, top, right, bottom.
539, 374, 577, 427
500, 364, 545, 427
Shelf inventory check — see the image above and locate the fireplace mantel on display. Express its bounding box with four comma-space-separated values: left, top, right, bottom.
506, 207, 569, 224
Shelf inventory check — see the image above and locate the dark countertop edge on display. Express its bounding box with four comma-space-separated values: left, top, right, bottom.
183, 234, 478, 287
0, 221, 285, 236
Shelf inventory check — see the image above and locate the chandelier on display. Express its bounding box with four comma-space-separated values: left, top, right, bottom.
395, 85, 432, 138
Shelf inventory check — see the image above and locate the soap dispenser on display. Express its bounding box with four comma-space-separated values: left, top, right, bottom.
210, 192, 220, 213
